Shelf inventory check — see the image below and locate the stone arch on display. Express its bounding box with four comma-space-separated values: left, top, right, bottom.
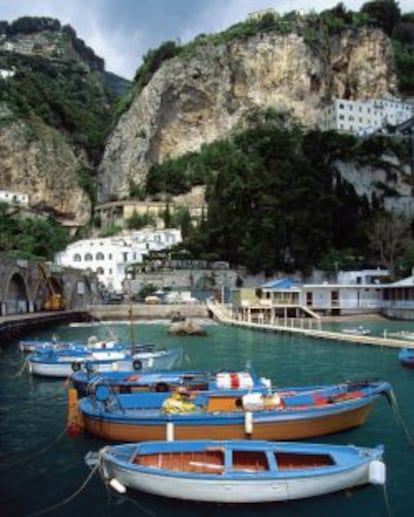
3, 271, 29, 315
65, 274, 94, 308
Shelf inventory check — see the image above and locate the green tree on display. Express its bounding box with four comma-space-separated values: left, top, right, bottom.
368, 212, 411, 273
360, 0, 401, 35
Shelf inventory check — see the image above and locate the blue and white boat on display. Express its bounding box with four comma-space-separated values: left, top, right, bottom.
28, 343, 181, 378
398, 347, 414, 368
19, 337, 83, 353
96, 440, 386, 503
71, 369, 271, 396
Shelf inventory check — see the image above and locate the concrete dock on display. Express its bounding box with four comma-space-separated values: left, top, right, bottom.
206, 301, 413, 350
0, 310, 92, 342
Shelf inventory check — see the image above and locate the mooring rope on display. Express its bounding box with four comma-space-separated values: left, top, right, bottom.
383, 482, 394, 517
11, 356, 29, 377
105, 489, 158, 517
0, 423, 70, 470
26, 462, 100, 517
388, 388, 414, 447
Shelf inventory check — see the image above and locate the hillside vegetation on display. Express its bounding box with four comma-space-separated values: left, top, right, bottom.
145, 109, 412, 275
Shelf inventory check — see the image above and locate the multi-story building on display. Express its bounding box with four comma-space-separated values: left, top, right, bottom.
320, 96, 414, 136
54, 229, 182, 293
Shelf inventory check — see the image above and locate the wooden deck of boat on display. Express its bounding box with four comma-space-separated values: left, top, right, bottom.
207, 301, 413, 350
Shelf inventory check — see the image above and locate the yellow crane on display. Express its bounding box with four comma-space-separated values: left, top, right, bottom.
36, 263, 66, 311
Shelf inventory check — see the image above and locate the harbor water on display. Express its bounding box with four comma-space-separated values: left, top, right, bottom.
1, 318, 414, 516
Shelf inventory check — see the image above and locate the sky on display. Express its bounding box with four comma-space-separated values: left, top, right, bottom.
1, 0, 413, 80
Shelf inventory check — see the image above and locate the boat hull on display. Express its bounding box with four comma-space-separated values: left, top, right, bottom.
83, 402, 375, 442
29, 359, 132, 378
29, 349, 180, 378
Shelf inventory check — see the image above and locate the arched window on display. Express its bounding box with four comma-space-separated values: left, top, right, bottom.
96, 252, 105, 261
73, 254, 81, 262
96, 267, 104, 275
84, 253, 93, 262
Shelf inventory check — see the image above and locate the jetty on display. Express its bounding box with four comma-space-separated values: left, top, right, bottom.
0, 310, 92, 342
206, 300, 413, 350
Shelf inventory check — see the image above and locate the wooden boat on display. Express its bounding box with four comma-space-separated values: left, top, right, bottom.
28, 344, 181, 378
95, 440, 386, 503
71, 369, 272, 396
398, 347, 414, 368
68, 379, 391, 442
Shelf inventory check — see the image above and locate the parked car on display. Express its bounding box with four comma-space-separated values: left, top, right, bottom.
102, 293, 124, 304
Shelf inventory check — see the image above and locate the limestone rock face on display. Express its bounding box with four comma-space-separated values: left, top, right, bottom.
98, 27, 396, 201
0, 107, 91, 224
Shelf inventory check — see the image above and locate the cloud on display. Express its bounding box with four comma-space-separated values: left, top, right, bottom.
1, 0, 413, 79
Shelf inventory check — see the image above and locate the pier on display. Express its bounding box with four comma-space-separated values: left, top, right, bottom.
206, 300, 413, 350
0, 310, 92, 342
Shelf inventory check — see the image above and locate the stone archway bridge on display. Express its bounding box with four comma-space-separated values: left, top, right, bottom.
0, 258, 97, 316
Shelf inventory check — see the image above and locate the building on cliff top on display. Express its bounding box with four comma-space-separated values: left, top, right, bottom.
320, 96, 414, 136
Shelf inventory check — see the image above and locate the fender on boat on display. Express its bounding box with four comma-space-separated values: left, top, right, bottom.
369, 460, 386, 485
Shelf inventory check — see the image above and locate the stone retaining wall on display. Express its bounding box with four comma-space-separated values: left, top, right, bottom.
88, 303, 210, 321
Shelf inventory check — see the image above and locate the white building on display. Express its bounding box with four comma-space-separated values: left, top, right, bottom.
320, 96, 414, 136
54, 229, 182, 293
247, 8, 279, 21
0, 68, 15, 79
0, 190, 29, 206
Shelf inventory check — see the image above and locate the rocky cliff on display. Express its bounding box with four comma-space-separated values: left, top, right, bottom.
98, 27, 397, 201
0, 17, 122, 226
0, 17, 104, 71
0, 105, 91, 223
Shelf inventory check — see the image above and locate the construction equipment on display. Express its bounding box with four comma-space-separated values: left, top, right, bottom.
36, 263, 66, 311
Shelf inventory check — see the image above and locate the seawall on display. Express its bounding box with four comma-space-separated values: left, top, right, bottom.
88, 303, 210, 321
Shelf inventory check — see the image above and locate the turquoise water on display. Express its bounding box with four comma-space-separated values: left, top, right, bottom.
1, 318, 414, 516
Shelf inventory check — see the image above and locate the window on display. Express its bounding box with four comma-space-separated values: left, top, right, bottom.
96, 267, 104, 275
73, 254, 81, 262
84, 253, 93, 261
96, 252, 104, 261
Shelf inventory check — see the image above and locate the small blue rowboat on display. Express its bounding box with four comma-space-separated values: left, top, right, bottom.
398, 347, 414, 368
96, 440, 386, 503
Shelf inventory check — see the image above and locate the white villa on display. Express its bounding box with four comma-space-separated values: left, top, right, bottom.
0, 190, 29, 206
54, 229, 182, 292
320, 96, 414, 136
